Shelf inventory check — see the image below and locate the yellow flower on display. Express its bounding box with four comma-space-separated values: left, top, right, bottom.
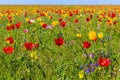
30, 51, 38, 62
107, 17, 113, 25
113, 67, 117, 71
48, 16, 52, 19
5, 14, 8, 16
79, 73, 84, 79
78, 70, 84, 79
34, 56, 38, 60
77, 15, 80, 18
7, 23, 10, 26
98, 33, 104, 39
60, 45, 63, 48
104, 43, 107, 46
98, 11, 102, 15
62, 14, 68, 18
25, 18, 29, 22
32, 27, 37, 31
51, 21, 58, 27
33, 13, 36, 15
11, 14, 14, 17
40, 22, 44, 26
37, 18, 42, 21
45, 13, 48, 16
88, 31, 96, 40
76, 33, 82, 38
30, 51, 37, 58
16, 13, 19, 16
113, 17, 117, 21
0, 13, 3, 17
97, 67, 101, 70
12, 18, 14, 20
99, 15, 103, 18
6, 41, 10, 44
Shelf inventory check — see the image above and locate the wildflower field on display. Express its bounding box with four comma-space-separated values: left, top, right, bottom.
0, 5, 120, 80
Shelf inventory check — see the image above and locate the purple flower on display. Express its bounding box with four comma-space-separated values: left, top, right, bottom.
94, 63, 99, 67
89, 53, 94, 58
90, 63, 93, 66
91, 68, 95, 72
85, 69, 91, 73
79, 65, 83, 69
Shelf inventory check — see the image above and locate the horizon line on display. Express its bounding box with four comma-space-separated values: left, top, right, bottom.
0, 4, 120, 6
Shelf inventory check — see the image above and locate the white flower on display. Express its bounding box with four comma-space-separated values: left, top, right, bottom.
30, 18, 35, 23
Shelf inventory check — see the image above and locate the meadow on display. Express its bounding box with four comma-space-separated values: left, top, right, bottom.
0, 5, 120, 80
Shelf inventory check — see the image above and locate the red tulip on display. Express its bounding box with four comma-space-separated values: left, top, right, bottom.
68, 18, 71, 20
113, 21, 117, 25
60, 21, 66, 27
6, 24, 15, 31
15, 22, 22, 29
6, 37, 14, 44
98, 57, 111, 67
83, 41, 91, 49
40, 13, 45, 17
36, 10, 39, 13
69, 12, 73, 16
8, 16, 12, 20
7, 10, 11, 15
6, 27, 11, 31
111, 12, 116, 18
74, 19, 78, 23
54, 37, 64, 46
108, 12, 116, 18
10, 24, 15, 30
3, 46, 14, 54
98, 19, 102, 22
9, 20, 12, 23
28, 20, 32, 24
58, 18, 63, 22
42, 23, 47, 28
24, 12, 27, 17
86, 17, 90, 22
24, 42, 33, 50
